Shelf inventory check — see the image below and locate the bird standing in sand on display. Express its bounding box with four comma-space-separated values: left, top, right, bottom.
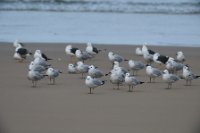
85, 76, 105, 94
76, 61, 90, 78
108, 51, 127, 67
27, 70, 46, 87
34, 49, 52, 61
86, 42, 101, 56
65, 45, 79, 61
182, 65, 200, 86
125, 73, 144, 92
176, 51, 185, 63
128, 60, 145, 75
13, 40, 32, 62
162, 69, 180, 89
46, 67, 62, 85
67, 63, 78, 74
146, 65, 162, 83
88, 65, 104, 78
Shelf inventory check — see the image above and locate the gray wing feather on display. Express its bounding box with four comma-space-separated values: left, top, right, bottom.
93, 79, 103, 86
152, 68, 161, 76
135, 61, 145, 69
170, 74, 179, 81
114, 55, 123, 62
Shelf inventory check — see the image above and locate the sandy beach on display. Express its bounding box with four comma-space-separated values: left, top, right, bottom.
0, 43, 200, 133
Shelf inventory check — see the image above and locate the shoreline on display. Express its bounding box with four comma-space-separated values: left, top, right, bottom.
1, 42, 200, 48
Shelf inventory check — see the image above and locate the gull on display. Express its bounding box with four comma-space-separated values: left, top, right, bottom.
153, 53, 169, 65
27, 70, 46, 87
142, 45, 155, 64
108, 67, 125, 90
162, 69, 180, 89
67, 63, 78, 74
86, 42, 101, 56
128, 60, 145, 75
146, 65, 162, 83
182, 65, 200, 86
176, 51, 185, 63
13, 41, 32, 62
13, 40, 24, 48
33, 57, 50, 68
34, 50, 52, 61
75, 50, 92, 62
88, 65, 104, 78
85, 76, 105, 94
65, 45, 79, 61
113, 61, 128, 74
142, 45, 155, 56
135, 47, 143, 56
46, 67, 62, 85
165, 59, 184, 73
13, 52, 23, 61
29, 61, 47, 73
76, 61, 89, 78
108, 51, 127, 67
143, 52, 154, 65
125, 73, 144, 92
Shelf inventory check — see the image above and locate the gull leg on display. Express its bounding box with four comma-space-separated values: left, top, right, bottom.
89, 88, 92, 94
117, 84, 120, 90
169, 83, 172, 89
128, 85, 131, 92
53, 78, 55, 85
132, 85, 135, 92
189, 80, 192, 86
132, 71, 135, 76
135, 71, 138, 76
32, 81, 35, 87
49, 77, 51, 84
113, 84, 115, 90
167, 83, 170, 89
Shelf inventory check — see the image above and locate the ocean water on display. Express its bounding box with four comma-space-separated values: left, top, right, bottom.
0, 0, 200, 46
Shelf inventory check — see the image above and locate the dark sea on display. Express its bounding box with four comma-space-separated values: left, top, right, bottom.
0, 0, 200, 46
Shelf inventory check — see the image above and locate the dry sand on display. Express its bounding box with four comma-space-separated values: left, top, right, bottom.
0, 43, 200, 133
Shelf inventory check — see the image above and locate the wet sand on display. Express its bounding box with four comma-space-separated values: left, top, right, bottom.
0, 43, 200, 133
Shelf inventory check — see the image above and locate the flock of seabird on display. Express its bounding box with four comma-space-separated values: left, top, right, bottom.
13, 40, 61, 87
13, 40, 200, 94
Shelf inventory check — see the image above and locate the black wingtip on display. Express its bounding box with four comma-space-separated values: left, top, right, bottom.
102, 80, 106, 85
47, 58, 53, 61
140, 81, 145, 84
196, 76, 200, 78
105, 72, 111, 76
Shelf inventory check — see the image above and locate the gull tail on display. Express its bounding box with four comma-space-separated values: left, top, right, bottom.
195, 75, 200, 79
59, 71, 63, 74
101, 80, 106, 85
179, 75, 184, 79
105, 72, 111, 76
139, 81, 145, 84
47, 58, 53, 61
